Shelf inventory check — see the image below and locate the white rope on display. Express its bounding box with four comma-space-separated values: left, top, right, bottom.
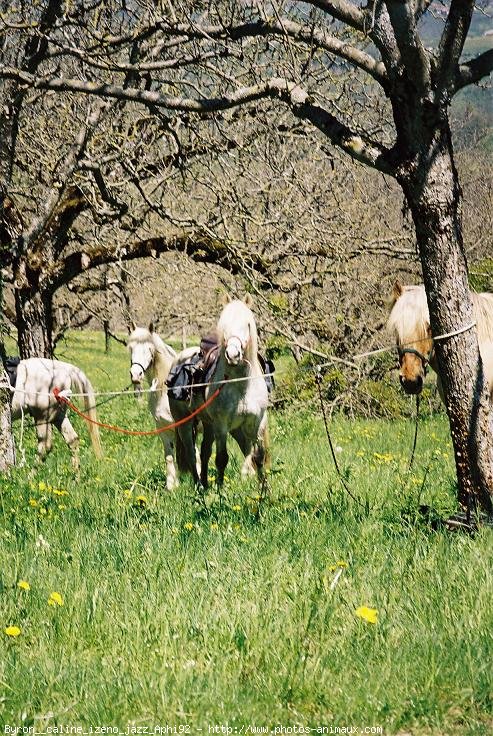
6, 371, 277, 399
354, 319, 477, 360
3, 319, 477, 401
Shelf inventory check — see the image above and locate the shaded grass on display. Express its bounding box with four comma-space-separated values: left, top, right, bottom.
1, 332, 492, 733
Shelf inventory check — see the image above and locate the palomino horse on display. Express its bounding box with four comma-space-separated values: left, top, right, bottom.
170, 297, 270, 488
127, 324, 178, 490
388, 281, 493, 401
10, 358, 103, 468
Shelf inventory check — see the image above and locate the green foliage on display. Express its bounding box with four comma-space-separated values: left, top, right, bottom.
268, 294, 289, 314
265, 334, 291, 360
321, 367, 348, 401
470, 258, 493, 292
358, 378, 409, 418
1, 332, 492, 731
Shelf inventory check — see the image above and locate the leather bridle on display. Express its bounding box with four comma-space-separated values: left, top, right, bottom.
397, 345, 434, 374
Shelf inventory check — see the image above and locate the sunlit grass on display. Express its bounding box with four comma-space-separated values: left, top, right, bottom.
1, 331, 492, 733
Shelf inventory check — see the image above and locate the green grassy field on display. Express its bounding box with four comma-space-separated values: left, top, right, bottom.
1, 332, 492, 734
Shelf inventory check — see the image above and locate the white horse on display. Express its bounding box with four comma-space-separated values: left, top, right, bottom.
127, 324, 178, 490
10, 357, 103, 468
388, 281, 493, 401
170, 297, 270, 488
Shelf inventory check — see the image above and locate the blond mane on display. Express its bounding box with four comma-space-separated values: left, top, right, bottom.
388, 284, 493, 346
388, 285, 430, 345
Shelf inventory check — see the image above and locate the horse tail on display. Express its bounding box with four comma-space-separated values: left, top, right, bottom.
72, 368, 103, 459
260, 414, 271, 471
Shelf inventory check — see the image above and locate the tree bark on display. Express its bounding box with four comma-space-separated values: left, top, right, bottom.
0, 380, 15, 470
14, 284, 53, 358
399, 124, 493, 514
0, 273, 15, 469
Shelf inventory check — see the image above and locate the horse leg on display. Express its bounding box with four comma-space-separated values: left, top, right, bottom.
178, 423, 201, 486
34, 421, 53, 463
54, 413, 80, 470
214, 430, 229, 487
158, 429, 178, 491
199, 424, 214, 488
231, 428, 256, 479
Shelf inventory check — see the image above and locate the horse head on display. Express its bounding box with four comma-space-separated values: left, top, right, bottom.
127, 323, 156, 386
217, 296, 257, 367
388, 281, 433, 395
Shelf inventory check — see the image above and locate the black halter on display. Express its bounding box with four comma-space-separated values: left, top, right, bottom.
130, 361, 149, 375
397, 345, 434, 373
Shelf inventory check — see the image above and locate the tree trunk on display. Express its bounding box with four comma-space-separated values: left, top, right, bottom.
0, 276, 15, 470
0, 381, 15, 470
14, 285, 53, 358
400, 126, 493, 515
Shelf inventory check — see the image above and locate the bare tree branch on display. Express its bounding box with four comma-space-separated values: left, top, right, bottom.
304, 0, 367, 32
46, 233, 272, 293
436, 0, 475, 94
22, 102, 105, 250
384, 0, 431, 91
456, 49, 493, 91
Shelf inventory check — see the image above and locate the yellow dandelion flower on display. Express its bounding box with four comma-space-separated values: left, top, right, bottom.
328, 561, 348, 572
184, 522, 194, 531
123, 489, 132, 498
29, 499, 38, 507
53, 489, 69, 497
38, 481, 46, 491
232, 505, 241, 512
48, 591, 64, 607
5, 625, 21, 637
17, 580, 30, 591
135, 495, 147, 506
210, 523, 218, 531
39, 507, 47, 516
355, 606, 378, 624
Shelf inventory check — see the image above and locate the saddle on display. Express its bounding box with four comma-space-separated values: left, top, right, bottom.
166, 332, 220, 402
167, 331, 275, 401
3, 355, 20, 388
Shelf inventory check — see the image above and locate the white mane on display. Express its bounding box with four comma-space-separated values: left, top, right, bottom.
127, 326, 176, 386
217, 299, 259, 360
474, 292, 493, 343
127, 327, 176, 360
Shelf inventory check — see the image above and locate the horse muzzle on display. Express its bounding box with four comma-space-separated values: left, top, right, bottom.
399, 374, 423, 395
225, 338, 243, 366
130, 362, 146, 385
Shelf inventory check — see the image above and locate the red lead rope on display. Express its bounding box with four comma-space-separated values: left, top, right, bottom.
52, 386, 221, 436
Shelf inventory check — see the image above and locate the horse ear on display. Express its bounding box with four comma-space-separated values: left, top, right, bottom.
392, 280, 404, 300
221, 293, 232, 306
148, 321, 155, 333
244, 293, 254, 308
